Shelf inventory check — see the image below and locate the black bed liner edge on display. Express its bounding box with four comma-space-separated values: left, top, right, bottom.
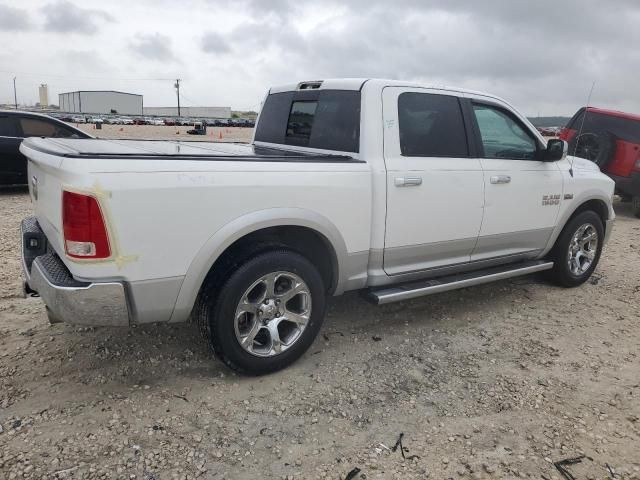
24, 140, 363, 163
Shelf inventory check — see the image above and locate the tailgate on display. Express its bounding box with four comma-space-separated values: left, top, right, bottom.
20, 140, 70, 257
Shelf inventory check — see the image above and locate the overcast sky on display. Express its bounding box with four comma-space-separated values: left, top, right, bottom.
1, 0, 639, 116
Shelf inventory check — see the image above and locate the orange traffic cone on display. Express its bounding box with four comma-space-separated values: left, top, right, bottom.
218, 131, 223, 140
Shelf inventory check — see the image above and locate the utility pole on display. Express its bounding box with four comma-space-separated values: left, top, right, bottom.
13, 77, 17, 109
174, 79, 181, 117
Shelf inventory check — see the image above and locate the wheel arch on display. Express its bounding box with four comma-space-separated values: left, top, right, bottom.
169, 208, 349, 323
541, 193, 613, 257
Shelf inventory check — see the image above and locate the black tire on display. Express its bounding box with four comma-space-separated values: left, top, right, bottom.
199, 250, 326, 375
633, 196, 640, 219
571, 131, 615, 168
547, 211, 604, 287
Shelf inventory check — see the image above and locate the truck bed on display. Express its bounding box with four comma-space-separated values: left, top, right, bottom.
19, 136, 373, 324
22, 138, 360, 163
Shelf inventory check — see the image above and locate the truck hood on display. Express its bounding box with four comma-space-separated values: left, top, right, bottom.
567, 155, 600, 172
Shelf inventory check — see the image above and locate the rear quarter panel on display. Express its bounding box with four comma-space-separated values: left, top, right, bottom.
31, 156, 373, 287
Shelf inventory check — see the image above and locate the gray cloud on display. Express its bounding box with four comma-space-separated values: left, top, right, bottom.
202, 32, 232, 55
42, 0, 113, 34
130, 33, 177, 62
240, 0, 300, 18
218, 0, 640, 114
0, 4, 31, 31
3, 0, 640, 114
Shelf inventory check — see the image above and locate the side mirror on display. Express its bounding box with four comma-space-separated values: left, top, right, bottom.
543, 139, 568, 162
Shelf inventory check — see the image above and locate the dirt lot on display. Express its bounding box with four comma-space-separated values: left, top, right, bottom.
0, 188, 639, 479
73, 124, 254, 143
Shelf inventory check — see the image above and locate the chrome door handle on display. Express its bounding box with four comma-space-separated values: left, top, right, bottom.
490, 175, 511, 184
395, 176, 423, 187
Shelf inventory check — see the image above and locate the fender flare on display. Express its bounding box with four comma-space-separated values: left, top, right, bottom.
541, 191, 613, 257
168, 207, 349, 322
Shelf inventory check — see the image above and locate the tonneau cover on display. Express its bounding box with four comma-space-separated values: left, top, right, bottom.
21, 138, 356, 162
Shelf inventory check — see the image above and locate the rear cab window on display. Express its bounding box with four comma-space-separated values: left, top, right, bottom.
255, 90, 361, 153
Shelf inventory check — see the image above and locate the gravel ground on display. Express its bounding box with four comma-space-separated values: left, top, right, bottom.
0, 188, 639, 480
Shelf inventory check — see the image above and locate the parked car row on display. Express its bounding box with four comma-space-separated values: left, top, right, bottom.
536, 126, 562, 136
49, 112, 255, 128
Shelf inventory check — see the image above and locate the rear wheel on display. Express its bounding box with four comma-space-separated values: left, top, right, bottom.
199, 250, 326, 375
547, 211, 604, 287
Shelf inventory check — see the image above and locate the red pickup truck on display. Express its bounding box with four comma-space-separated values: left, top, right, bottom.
560, 107, 640, 218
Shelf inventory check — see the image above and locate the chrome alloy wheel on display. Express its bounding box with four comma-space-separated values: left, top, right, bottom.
234, 271, 312, 357
567, 223, 598, 276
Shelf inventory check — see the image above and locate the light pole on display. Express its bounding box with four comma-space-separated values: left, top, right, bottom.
13, 77, 17, 109
174, 79, 181, 117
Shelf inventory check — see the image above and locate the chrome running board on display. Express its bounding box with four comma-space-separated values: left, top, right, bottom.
366, 260, 554, 305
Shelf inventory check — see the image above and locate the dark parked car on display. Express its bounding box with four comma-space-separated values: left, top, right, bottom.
0, 110, 91, 186
560, 107, 640, 218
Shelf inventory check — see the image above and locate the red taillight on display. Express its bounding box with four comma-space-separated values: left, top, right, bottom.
62, 191, 111, 259
559, 128, 577, 141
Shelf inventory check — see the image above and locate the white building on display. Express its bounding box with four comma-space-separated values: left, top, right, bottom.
143, 106, 231, 118
59, 90, 143, 115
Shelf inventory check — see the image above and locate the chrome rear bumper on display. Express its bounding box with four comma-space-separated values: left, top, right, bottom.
21, 217, 130, 326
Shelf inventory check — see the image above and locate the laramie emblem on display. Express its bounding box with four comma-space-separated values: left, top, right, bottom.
542, 194, 561, 206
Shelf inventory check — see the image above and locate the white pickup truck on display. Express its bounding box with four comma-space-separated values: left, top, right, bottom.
20, 78, 615, 374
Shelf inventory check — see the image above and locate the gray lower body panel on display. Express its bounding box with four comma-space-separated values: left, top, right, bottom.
471, 227, 553, 260
128, 277, 184, 324
383, 237, 477, 276
604, 218, 614, 246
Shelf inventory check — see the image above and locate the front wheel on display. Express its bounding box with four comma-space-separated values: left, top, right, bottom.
201, 250, 326, 375
547, 211, 604, 287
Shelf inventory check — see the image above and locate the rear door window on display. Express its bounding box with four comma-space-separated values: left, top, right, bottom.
52, 126, 81, 138
18, 117, 81, 138
398, 92, 469, 157
0, 116, 19, 137
19, 118, 58, 137
255, 90, 361, 153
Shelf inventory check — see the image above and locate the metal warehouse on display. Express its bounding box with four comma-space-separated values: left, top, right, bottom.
59, 90, 143, 115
